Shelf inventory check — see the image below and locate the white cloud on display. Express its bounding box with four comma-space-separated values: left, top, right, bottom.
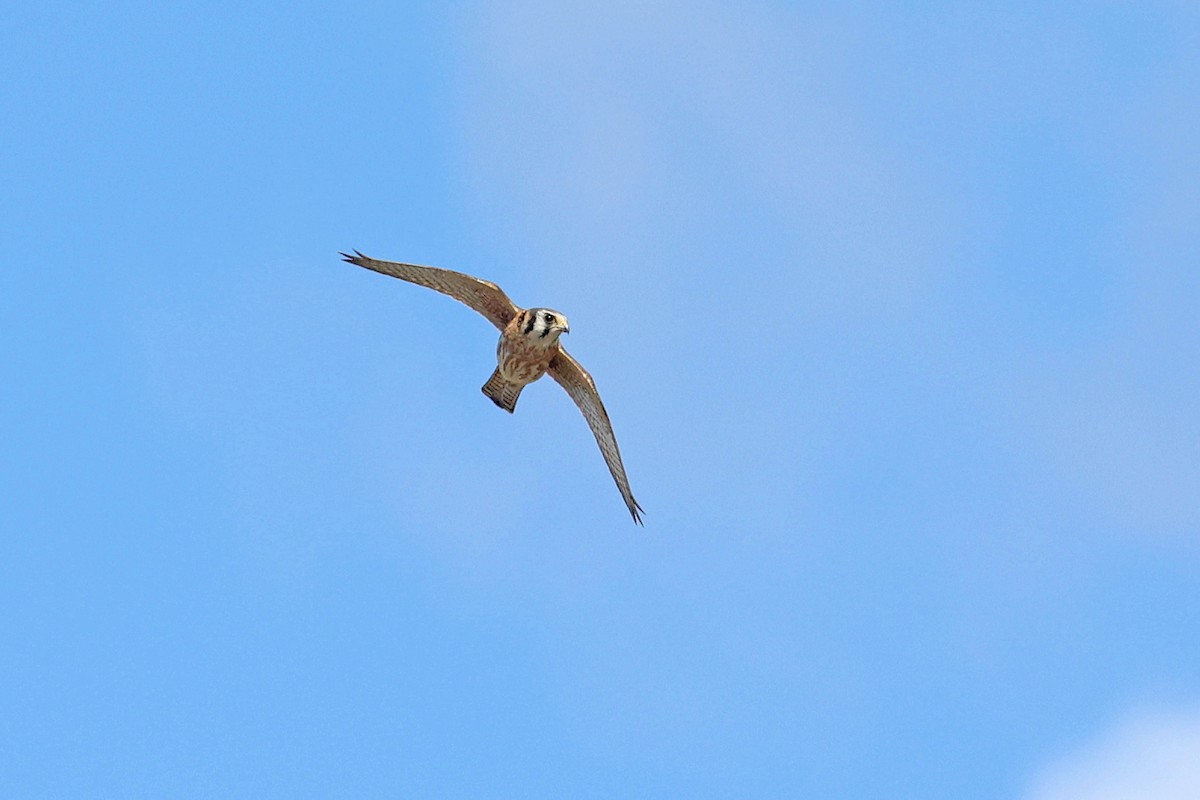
1025, 710, 1200, 800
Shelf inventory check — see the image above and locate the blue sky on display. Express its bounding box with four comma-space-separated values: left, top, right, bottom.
3, 2, 1199, 797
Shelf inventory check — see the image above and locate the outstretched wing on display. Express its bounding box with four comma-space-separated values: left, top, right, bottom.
341, 250, 519, 331
549, 348, 644, 525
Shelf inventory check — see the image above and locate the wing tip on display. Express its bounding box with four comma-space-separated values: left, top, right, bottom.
630, 499, 645, 526
339, 249, 367, 265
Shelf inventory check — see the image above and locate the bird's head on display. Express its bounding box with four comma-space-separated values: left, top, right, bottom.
525, 308, 570, 344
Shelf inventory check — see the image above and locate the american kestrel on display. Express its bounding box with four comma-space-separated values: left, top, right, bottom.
341, 250, 644, 525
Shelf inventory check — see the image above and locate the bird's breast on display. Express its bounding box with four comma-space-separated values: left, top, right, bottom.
497, 330, 558, 385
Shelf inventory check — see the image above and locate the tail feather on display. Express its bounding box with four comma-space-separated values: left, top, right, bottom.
481, 369, 523, 413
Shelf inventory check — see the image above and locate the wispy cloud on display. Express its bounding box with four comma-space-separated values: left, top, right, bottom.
452, 0, 956, 317
451, 0, 1200, 549
1025, 709, 1200, 800
1012, 62, 1200, 542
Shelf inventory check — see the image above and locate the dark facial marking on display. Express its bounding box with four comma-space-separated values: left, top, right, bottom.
523, 311, 536, 335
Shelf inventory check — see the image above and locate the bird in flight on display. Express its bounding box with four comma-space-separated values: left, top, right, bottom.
341, 250, 644, 525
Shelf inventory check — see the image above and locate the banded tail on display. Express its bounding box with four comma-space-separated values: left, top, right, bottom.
481, 369, 523, 413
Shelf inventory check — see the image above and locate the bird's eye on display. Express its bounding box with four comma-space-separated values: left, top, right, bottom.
544, 313, 556, 325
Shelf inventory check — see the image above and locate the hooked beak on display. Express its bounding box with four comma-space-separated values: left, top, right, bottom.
556, 324, 570, 335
